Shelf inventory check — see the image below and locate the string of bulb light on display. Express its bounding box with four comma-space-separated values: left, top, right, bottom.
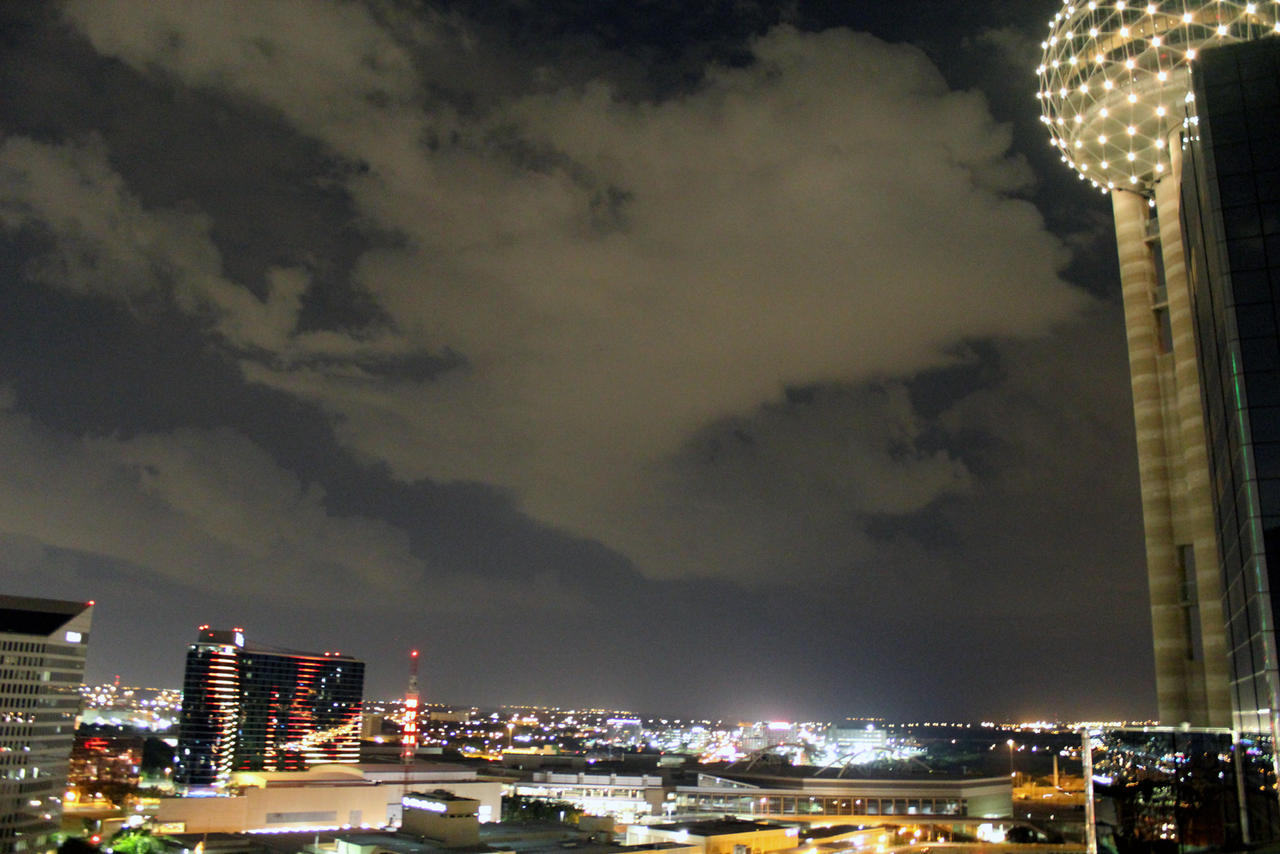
1036, 0, 1278, 194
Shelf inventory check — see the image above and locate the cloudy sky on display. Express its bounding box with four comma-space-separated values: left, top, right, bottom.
0, 0, 1148, 721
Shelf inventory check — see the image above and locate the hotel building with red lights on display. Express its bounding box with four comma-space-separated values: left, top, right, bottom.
175, 627, 363, 790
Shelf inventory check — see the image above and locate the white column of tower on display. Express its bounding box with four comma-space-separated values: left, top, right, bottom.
1154, 135, 1232, 726
1113, 188, 1197, 723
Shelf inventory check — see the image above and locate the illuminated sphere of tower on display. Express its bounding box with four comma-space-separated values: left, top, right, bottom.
1036, 1, 1278, 193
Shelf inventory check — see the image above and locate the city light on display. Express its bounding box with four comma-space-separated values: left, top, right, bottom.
1037, 0, 1270, 191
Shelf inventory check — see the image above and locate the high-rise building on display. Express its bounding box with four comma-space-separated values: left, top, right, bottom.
1180, 32, 1280, 742
1038, 2, 1280, 842
175, 627, 363, 790
0, 594, 93, 854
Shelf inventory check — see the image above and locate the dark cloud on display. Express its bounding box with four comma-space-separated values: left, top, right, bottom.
0, 0, 1151, 720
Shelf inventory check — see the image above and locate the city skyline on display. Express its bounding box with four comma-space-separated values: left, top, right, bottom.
0, 1, 1150, 721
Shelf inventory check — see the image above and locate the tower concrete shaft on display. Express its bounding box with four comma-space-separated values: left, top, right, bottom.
1113, 162, 1230, 726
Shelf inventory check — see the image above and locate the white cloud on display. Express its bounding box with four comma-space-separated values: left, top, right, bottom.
62, 0, 424, 154
0, 399, 422, 602
0, 136, 299, 351
58, 7, 1094, 582
0, 136, 418, 362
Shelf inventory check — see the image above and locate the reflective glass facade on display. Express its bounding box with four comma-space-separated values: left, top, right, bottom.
176, 629, 363, 788
1183, 34, 1280, 742
1089, 728, 1248, 852
1180, 35, 1280, 843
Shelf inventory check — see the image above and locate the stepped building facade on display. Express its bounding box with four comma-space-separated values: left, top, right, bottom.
0, 595, 93, 854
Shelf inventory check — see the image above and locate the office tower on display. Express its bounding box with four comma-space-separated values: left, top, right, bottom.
175, 627, 363, 789
0, 595, 93, 854
1181, 31, 1280, 744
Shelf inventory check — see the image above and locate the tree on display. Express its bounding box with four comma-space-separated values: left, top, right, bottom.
502, 795, 583, 824
108, 829, 161, 854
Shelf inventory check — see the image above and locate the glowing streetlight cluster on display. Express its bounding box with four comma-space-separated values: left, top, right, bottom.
1036, 0, 1278, 193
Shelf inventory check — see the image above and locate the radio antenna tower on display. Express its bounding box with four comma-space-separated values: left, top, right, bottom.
401, 649, 420, 772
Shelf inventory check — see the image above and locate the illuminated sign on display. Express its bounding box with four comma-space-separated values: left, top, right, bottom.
403, 796, 448, 813
234, 631, 245, 647
65, 631, 82, 643
767, 721, 790, 731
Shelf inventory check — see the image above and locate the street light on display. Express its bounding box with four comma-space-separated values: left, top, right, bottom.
1007, 739, 1016, 785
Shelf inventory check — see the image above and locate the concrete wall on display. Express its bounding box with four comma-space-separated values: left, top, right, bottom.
381, 781, 502, 825
155, 796, 249, 834
154, 783, 389, 833
402, 808, 479, 846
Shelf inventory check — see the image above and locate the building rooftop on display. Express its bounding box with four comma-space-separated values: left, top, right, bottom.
408, 788, 481, 802
335, 834, 497, 854
504, 843, 690, 854
645, 818, 785, 836
702, 766, 1006, 786
0, 594, 91, 635
157, 832, 275, 853
796, 826, 867, 841
191, 627, 360, 661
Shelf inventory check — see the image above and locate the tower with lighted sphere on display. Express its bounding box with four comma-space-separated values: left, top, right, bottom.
1037, 3, 1280, 734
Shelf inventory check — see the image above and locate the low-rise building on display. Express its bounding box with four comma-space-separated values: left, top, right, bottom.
510, 765, 1010, 826
68, 733, 143, 790
401, 791, 481, 847
513, 771, 665, 822
152, 763, 502, 834
676, 771, 1011, 821
626, 818, 800, 854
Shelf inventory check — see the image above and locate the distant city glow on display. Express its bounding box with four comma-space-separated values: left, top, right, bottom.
79, 684, 182, 731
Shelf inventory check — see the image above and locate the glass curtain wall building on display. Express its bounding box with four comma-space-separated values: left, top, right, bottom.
1182, 34, 1280, 748
1180, 36, 1280, 841
176, 627, 364, 790
0, 595, 93, 854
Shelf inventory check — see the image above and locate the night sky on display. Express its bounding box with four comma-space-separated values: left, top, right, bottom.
0, 0, 1149, 721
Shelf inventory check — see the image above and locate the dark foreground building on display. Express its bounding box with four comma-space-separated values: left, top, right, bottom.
176, 627, 363, 789
1183, 35, 1280, 751
0, 594, 93, 854
1177, 34, 1280, 843
1085, 726, 1279, 852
